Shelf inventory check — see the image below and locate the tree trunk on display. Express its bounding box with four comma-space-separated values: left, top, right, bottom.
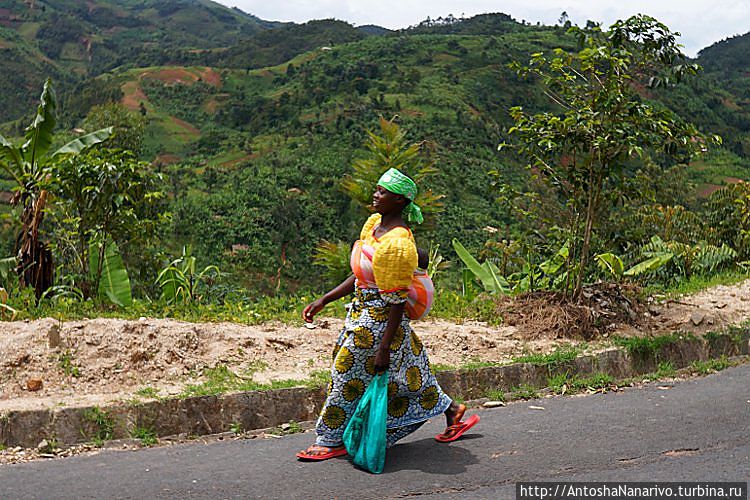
16, 190, 54, 300
573, 172, 603, 302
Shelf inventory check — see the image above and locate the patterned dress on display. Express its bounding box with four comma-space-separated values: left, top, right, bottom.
315, 214, 452, 448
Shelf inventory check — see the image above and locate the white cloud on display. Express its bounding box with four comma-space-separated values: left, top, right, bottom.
219, 0, 750, 56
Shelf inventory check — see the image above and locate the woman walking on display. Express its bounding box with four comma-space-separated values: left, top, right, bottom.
297, 168, 479, 461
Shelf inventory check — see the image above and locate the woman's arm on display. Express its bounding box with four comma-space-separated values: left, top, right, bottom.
374, 301, 405, 372
302, 274, 356, 323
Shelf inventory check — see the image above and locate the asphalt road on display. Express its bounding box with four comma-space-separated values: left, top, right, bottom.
1, 364, 749, 499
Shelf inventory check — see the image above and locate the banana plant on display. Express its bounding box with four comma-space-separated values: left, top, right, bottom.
156, 247, 220, 305
455, 238, 575, 294
89, 238, 132, 307
0, 79, 111, 299
452, 239, 509, 294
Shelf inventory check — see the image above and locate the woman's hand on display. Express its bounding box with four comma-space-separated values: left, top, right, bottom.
302, 298, 326, 323
302, 275, 356, 323
374, 347, 390, 373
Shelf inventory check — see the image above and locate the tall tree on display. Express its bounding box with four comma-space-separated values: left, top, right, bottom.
503, 15, 720, 299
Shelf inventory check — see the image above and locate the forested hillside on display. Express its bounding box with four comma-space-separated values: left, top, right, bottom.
0, 0, 281, 121
1, 7, 749, 300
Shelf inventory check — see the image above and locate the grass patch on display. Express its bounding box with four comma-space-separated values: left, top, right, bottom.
5, 292, 349, 326
546, 371, 615, 394
82, 406, 115, 446
514, 345, 580, 367
429, 291, 502, 325
130, 426, 158, 446
267, 420, 304, 436
643, 269, 750, 298
430, 363, 455, 373
570, 373, 615, 391
688, 356, 732, 375
511, 384, 539, 400
461, 358, 501, 370
614, 333, 690, 359
547, 372, 571, 394
655, 361, 677, 378
180, 364, 331, 398
484, 389, 506, 401
135, 387, 161, 399
706, 325, 750, 345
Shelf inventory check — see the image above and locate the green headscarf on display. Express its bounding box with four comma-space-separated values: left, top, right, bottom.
376, 168, 424, 224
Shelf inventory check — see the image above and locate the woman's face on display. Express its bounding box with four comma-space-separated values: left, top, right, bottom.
372, 185, 406, 214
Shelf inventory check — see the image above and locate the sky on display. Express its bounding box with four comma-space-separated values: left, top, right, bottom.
215, 0, 750, 57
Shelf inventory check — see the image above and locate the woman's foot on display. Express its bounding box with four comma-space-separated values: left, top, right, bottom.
444, 402, 466, 427
435, 414, 480, 443
436, 403, 479, 443
296, 444, 347, 461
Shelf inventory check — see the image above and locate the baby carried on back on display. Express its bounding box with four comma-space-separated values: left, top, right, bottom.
350, 241, 434, 320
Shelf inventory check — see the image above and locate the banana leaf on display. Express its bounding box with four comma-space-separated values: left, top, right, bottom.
453, 238, 496, 292
483, 260, 510, 293
624, 252, 673, 276
22, 79, 57, 166
90, 239, 132, 307
596, 252, 625, 277
461, 269, 477, 299
0, 135, 24, 182
53, 127, 113, 157
156, 265, 187, 304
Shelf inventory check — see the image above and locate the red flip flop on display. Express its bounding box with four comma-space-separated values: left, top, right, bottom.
435, 414, 480, 443
296, 445, 348, 461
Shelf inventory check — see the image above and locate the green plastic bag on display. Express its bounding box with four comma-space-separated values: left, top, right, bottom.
342, 372, 388, 474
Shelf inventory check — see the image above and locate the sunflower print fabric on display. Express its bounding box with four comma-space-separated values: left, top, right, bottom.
314, 286, 452, 448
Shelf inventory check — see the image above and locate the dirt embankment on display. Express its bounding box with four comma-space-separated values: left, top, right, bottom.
2, 280, 749, 412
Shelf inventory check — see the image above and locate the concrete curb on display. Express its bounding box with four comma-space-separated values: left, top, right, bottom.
2, 330, 748, 448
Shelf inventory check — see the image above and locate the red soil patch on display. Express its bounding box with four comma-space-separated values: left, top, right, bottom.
220, 154, 255, 168
401, 108, 425, 117
141, 67, 221, 87
145, 68, 199, 85
697, 183, 722, 198
722, 98, 741, 111
199, 67, 222, 88
121, 81, 148, 111
153, 154, 181, 166
697, 178, 744, 198
171, 116, 200, 137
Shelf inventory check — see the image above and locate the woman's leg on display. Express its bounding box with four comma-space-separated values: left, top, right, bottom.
443, 400, 465, 427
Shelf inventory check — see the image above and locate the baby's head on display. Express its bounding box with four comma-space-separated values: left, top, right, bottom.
417, 247, 429, 270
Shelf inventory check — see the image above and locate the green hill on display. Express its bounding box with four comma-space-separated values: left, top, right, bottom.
2, 10, 750, 293
0, 0, 283, 121
695, 31, 750, 158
